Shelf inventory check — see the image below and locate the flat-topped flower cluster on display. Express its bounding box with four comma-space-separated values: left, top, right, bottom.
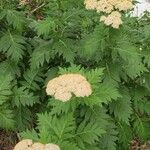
46, 74, 92, 102
14, 139, 60, 150
84, 0, 133, 28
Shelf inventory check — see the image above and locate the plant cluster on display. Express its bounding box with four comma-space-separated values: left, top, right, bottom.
0, 0, 150, 150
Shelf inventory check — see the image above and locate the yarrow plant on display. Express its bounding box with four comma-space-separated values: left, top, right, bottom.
84, 0, 133, 28
0, 0, 150, 150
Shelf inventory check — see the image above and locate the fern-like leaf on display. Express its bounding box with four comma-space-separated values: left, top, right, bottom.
0, 32, 26, 62
0, 105, 14, 129
99, 122, 118, 150
109, 88, 132, 124
30, 39, 53, 69
31, 18, 56, 36
0, 9, 26, 30
0, 73, 13, 105
12, 86, 39, 107
76, 120, 105, 149
21, 68, 44, 91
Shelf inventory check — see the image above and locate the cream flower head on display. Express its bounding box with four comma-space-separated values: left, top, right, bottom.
46, 74, 92, 102
32, 143, 45, 150
96, 0, 114, 13
13, 139, 33, 150
84, 0, 133, 28
100, 11, 123, 28
84, 0, 98, 10
45, 144, 60, 150
115, 0, 133, 11
19, 0, 29, 5
14, 140, 60, 150
13, 140, 45, 150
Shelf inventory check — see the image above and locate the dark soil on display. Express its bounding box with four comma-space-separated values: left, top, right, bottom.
0, 130, 18, 150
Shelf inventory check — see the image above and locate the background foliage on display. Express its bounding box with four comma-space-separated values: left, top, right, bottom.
0, 0, 150, 149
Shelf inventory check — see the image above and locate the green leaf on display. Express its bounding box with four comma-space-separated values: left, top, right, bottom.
0, 9, 26, 30
0, 32, 26, 62
133, 86, 150, 115
12, 86, 39, 107
31, 18, 56, 36
115, 37, 147, 78
21, 68, 44, 91
0, 105, 14, 129
30, 40, 53, 69
117, 122, 133, 149
144, 74, 150, 92
109, 88, 132, 124
60, 141, 81, 150
48, 98, 77, 115
14, 106, 32, 131
79, 25, 108, 59
97, 83, 121, 104
76, 120, 105, 148
20, 129, 39, 142
0, 73, 13, 105
125, 60, 148, 78
86, 68, 104, 85
99, 122, 118, 150
52, 39, 76, 63
133, 116, 150, 141
59, 64, 84, 75
144, 53, 150, 68
143, 24, 150, 39
37, 112, 75, 143
0, 60, 20, 77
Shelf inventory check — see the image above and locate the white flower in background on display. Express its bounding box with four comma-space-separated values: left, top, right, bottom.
46, 74, 92, 102
132, 0, 150, 17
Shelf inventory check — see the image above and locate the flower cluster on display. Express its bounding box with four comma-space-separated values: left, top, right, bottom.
19, 0, 29, 6
84, 0, 133, 28
100, 11, 123, 28
13, 139, 60, 150
46, 74, 92, 102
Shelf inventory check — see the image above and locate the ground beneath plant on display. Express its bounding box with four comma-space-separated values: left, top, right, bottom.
0, 130, 18, 150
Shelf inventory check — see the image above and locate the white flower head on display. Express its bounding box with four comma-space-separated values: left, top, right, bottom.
46, 74, 92, 102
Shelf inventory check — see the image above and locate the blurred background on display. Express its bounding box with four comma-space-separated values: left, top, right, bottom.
133, 0, 150, 16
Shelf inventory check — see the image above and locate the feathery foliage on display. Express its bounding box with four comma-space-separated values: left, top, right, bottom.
0, 0, 150, 149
